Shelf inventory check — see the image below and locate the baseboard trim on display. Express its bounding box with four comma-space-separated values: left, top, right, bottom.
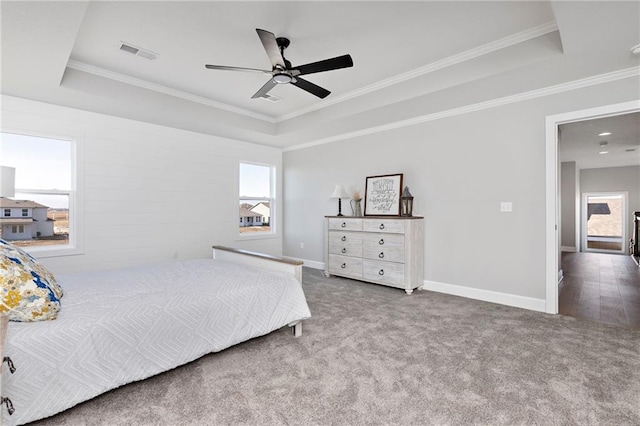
561, 246, 577, 252
294, 258, 325, 270
420, 280, 546, 312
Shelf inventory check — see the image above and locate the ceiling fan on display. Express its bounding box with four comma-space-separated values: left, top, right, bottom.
205, 29, 353, 100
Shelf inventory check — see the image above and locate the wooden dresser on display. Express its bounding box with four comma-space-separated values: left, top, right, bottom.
324, 216, 424, 293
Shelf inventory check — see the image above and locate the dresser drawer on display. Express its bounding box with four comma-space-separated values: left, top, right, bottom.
329, 254, 363, 278
362, 260, 405, 287
362, 233, 405, 263
363, 219, 405, 234
329, 218, 362, 231
328, 231, 363, 257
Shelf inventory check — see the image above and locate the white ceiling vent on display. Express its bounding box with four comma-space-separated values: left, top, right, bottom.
259, 93, 281, 103
118, 42, 158, 60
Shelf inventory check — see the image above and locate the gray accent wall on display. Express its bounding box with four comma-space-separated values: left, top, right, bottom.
283, 77, 638, 304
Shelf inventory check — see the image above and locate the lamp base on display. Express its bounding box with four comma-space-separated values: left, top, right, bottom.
337, 198, 344, 216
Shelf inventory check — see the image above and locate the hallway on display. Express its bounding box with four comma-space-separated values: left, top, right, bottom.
560, 252, 640, 328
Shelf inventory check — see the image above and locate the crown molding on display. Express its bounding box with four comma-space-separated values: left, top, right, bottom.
275, 21, 559, 123
284, 66, 640, 152
66, 60, 277, 123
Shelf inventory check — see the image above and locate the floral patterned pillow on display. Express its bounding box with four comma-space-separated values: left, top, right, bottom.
0, 239, 63, 321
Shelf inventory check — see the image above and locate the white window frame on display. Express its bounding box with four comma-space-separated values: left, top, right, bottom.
1, 129, 84, 257
581, 191, 628, 255
238, 161, 276, 240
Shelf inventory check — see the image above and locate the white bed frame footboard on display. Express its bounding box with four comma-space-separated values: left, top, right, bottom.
211, 245, 304, 337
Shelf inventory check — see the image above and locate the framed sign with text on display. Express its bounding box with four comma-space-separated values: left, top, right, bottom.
364, 173, 403, 216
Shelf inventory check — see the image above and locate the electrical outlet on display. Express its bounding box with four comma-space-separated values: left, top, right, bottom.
500, 202, 513, 212
300, 242, 304, 249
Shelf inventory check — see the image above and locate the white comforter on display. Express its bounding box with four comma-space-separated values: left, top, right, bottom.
3, 259, 311, 425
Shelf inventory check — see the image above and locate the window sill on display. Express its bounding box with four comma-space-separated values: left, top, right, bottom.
23, 245, 84, 258
236, 233, 279, 242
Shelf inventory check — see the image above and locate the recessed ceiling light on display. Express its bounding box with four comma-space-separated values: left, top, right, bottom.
598, 151, 609, 154
632, 43, 640, 55
598, 132, 612, 136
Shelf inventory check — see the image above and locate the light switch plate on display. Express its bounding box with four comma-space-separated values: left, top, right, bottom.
500, 202, 513, 212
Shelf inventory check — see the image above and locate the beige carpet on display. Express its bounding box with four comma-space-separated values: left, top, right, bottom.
32, 268, 640, 425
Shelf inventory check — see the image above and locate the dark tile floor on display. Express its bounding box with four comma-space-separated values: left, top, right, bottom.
560, 251, 640, 328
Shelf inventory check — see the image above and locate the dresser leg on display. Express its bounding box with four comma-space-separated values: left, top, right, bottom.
405, 289, 413, 295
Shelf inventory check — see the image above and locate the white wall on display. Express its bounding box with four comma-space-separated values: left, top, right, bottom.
283, 76, 638, 310
580, 165, 640, 250
1, 95, 283, 274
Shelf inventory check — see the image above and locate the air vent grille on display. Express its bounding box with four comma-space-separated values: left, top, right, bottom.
119, 42, 158, 60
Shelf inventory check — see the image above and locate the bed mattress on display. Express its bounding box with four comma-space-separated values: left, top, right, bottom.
2, 259, 311, 425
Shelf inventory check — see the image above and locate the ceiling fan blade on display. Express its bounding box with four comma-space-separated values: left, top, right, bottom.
291, 77, 331, 99
293, 54, 353, 76
251, 78, 278, 99
256, 28, 285, 69
205, 64, 272, 74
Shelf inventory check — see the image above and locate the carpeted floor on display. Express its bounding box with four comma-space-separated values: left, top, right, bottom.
32, 268, 640, 425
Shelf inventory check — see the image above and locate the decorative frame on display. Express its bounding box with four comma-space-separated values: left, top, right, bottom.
364, 173, 403, 216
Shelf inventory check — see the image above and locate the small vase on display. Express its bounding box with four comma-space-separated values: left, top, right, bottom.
350, 199, 363, 216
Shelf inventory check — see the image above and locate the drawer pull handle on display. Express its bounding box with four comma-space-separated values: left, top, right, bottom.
341, 248, 347, 254
379, 224, 385, 230
378, 269, 384, 276
1, 396, 14, 416
341, 236, 346, 241
378, 239, 384, 245
341, 263, 346, 269
341, 222, 346, 228
378, 252, 384, 258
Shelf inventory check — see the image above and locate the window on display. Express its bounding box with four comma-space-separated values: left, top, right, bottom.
239, 162, 274, 236
3, 209, 9, 217
0, 131, 80, 255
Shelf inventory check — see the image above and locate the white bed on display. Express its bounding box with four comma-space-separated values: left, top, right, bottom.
0, 246, 311, 425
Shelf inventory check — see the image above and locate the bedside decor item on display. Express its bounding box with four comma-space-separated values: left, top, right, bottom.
400, 186, 414, 217
330, 184, 349, 216
350, 189, 363, 217
364, 174, 403, 216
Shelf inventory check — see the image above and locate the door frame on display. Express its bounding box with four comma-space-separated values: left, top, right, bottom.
581, 191, 628, 255
545, 100, 640, 314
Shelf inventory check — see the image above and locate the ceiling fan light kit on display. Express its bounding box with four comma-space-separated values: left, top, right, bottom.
205, 29, 353, 100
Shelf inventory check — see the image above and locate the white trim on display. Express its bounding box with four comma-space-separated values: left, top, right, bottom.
66, 60, 276, 124
545, 100, 640, 315
561, 246, 576, 252
284, 66, 640, 152
420, 280, 546, 313
290, 258, 324, 270
276, 21, 559, 122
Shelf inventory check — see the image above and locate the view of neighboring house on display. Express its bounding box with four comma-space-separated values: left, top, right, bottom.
239, 206, 263, 227
0, 197, 54, 240
250, 202, 270, 225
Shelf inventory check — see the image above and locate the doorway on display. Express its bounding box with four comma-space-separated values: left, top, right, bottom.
545, 100, 640, 315
582, 192, 627, 254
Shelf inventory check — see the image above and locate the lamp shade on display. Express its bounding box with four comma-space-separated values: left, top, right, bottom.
330, 184, 349, 199
0, 166, 15, 198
